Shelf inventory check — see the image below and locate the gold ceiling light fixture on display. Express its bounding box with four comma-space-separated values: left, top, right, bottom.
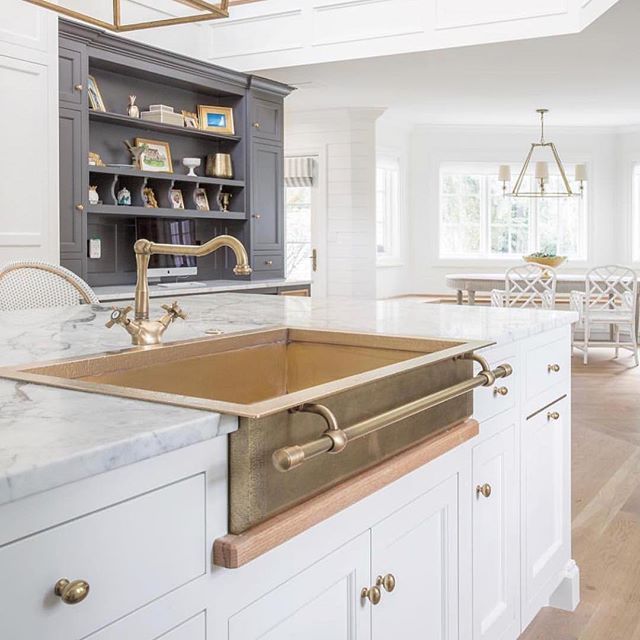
499, 108, 587, 198
24, 0, 230, 33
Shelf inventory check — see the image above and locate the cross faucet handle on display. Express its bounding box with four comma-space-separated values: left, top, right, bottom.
161, 301, 187, 321
105, 305, 133, 329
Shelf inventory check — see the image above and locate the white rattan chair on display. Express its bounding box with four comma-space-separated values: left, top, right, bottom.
0, 261, 99, 311
570, 265, 639, 366
491, 263, 557, 310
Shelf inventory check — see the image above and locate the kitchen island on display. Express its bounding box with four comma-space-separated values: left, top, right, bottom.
0, 294, 578, 640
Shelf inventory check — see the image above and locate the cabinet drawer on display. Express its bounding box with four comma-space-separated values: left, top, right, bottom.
0, 475, 206, 640
252, 253, 284, 272
89, 610, 206, 640
473, 353, 516, 423
525, 336, 570, 402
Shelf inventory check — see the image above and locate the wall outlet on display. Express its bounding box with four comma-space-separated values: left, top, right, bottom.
88, 238, 101, 259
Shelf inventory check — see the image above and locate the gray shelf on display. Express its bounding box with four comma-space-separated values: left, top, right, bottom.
88, 204, 247, 220
89, 165, 245, 188
89, 110, 242, 143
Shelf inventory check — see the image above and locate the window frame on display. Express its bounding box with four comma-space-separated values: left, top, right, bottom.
376, 153, 404, 267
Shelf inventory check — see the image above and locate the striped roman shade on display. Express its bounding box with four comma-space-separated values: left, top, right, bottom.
284, 156, 316, 187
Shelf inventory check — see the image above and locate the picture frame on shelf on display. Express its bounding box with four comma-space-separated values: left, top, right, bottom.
182, 110, 199, 129
198, 105, 234, 135
142, 187, 159, 208
135, 138, 173, 173
87, 75, 107, 112
169, 189, 185, 210
194, 188, 210, 211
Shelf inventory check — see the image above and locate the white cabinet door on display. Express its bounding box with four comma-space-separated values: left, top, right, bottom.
473, 424, 519, 640
228, 532, 371, 640
370, 474, 460, 640
521, 395, 571, 627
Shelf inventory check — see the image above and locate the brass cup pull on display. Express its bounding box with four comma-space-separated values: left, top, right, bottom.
377, 574, 396, 593
361, 585, 382, 605
476, 483, 492, 498
548, 363, 561, 373
493, 386, 509, 397
547, 411, 560, 421
54, 578, 90, 605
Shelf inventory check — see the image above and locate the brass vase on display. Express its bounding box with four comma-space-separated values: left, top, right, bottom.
207, 153, 233, 178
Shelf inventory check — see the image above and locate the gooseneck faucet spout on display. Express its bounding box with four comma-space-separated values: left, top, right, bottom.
106, 234, 252, 346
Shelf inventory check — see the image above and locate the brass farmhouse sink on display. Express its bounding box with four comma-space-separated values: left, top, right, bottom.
1, 328, 511, 533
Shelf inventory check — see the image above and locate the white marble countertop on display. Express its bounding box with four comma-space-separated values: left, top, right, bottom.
93, 278, 310, 302
0, 294, 577, 506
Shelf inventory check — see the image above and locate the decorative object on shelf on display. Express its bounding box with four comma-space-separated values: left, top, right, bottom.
198, 105, 234, 135
124, 140, 147, 169
206, 153, 233, 178
503, 109, 585, 198
116, 187, 132, 206
523, 251, 567, 270
87, 75, 106, 112
24, 0, 231, 33
194, 188, 210, 211
135, 138, 173, 173
217, 191, 232, 213
182, 111, 199, 129
182, 157, 201, 177
127, 95, 140, 119
141, 104, 184, 127
88, 152, 105, 167
88, 186, 100, 206
169, 189, 185, 210
143, 187, 159, 208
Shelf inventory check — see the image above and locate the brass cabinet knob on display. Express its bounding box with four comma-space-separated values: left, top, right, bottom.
476, 483, 492, 498
74, 83, 83, 91
547, 363, 561, 373
547, 411, 560, 421
493, 386, 509, 397
361, 585, 382, 605
252, 213, 262, 219
377, 574, 396, 593
265, 260, 273, 266
253, 122, 261, 129
75, 204, 85, 212
54, 578, 90, 605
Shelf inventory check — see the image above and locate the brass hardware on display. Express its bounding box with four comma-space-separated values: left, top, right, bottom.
272, 354, 513, 472
476, 483, 492, 498
265, 260, 273, 266
493, 386, 509, 397
547, 411, 560, 421
54, 578, 90, 605
377, 574, 396, 593
548, 363, 561, 373
74, 84, 83, 92
75, 204, 85, 212
106, 235, 251, 345
311, 248, 318, 272
253, 122, 261, 129
24, 0, 230, 33
361, 585, 382, 605
253, 213, 262, 219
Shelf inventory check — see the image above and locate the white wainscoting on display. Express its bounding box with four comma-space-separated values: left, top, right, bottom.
0, 1, 58, 264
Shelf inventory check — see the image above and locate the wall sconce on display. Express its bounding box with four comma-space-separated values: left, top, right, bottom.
575, 164, 588, 195
498, 165, 511, 196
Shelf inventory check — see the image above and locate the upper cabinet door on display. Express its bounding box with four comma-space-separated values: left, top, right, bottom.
59, 42, 87, 106
472, 423, 519, 640
251, 143, 284, 253
227, 532, 371, 640
250, 97, 283, 143
371, 475, 460, 640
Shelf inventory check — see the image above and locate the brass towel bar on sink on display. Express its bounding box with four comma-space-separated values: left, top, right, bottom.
272, 354, 513, 472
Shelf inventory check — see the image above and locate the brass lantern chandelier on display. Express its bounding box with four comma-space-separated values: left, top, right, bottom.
499, 108, 586, 198
24, 0, 230, 32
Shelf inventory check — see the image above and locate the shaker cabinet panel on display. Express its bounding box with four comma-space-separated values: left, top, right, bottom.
59, 107, 86, 257
251, 143, 284, 253
59, 43, 86, 106
228, 532, 371, 640
371, 474, 460, 640
250, 97, 283, 142
472, 424, 519, 640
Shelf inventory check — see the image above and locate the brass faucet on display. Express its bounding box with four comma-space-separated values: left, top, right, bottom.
106, 235, 252, 345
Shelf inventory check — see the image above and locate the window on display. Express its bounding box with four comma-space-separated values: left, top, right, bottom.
632, 165, 640, 262
285, 185, 312, 280
376, 156, 401, 263
439, 163, 587, 260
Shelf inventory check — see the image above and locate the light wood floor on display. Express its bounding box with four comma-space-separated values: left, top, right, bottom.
522, 349, 640, 640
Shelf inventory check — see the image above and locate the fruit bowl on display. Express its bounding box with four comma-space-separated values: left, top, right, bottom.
523, 254, 566, 269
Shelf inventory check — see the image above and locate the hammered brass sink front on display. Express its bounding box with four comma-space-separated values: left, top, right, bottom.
1, 327, 487, 418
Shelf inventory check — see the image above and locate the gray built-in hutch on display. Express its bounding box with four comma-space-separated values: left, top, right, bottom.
58, 19, 291, 288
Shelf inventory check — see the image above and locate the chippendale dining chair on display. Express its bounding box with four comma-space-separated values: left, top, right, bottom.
0, 261, 99, 311
570, 265, 639, 366
491, 263, 557, 310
